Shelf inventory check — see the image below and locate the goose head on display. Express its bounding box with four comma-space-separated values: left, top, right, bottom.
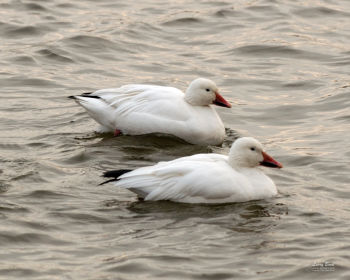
229, 137, 283, 169
184, 78, 231, 108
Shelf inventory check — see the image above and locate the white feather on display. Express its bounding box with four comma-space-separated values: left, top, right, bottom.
110, 137, 281, 204
72, 79, 229, 145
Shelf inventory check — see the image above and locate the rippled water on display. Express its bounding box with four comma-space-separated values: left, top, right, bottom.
0, 0, 349, 279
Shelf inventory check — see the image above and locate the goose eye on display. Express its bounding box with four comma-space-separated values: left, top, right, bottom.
250, 147, 255, 151
206, 88, 210, 92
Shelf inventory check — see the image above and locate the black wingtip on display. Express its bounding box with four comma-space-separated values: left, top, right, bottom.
81, 92, 100, 99
99, 169, 133, 186
68, 92, 100, 100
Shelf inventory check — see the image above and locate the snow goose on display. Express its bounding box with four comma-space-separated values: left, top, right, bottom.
100, 137, 283, 203
69, 78, 231, 145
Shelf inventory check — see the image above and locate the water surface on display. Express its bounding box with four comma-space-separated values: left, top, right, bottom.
0, 0, 349, 279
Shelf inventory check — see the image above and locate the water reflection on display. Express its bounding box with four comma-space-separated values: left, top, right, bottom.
116, 199, 289, 226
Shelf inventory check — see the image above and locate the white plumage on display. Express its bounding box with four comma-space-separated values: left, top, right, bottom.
102, 137, 283, 204
70, 78, 231, 145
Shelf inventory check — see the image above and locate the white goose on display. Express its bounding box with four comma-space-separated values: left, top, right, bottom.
70, 78, 231, 145
100, 137, 283, 203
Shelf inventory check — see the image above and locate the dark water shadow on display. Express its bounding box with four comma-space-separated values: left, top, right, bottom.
100, 198, 289, 228
86, 133, 212, 162
96, 198, 288, 234
84, 128, 239, 147
74, 129, 241, 164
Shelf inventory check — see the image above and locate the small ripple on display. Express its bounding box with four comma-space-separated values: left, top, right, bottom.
63, 35, 130, 55
0, 143, 24, 150
0, 76, 59, 88
162, 17, 203, 26
26, 142, 52, 148
285, 155, 318, 167
282, 81, 323, 90
27, 190, 72, 199
24, 2, 47, 11
60, 150, 92, 165
245, 104, 311, 125
334, 114, 350, 122
12, 170, 47, 183
214, 8, 239, 18
49, 212, 112, 225
1, 22, 52, 38
316, 91, 350, 112
0, 232, 71, 245
121, 22, 163, 39
6, 25, 41, 37
0, 268, 39, 278
55, 3, 77, 9
326, 55, 350, 67
8, 55, 37, 65
106, 261, 150, 273
293, 6, 350, 18
247, 4, 286, 17
230, 45, 333, 61
0, 203, 30, 214
36, 49, 74, 63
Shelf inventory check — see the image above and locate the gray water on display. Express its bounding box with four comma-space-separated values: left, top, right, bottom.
0, 0, 349, 279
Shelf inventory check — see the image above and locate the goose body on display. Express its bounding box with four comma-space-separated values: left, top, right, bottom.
70, 78, 231, 145
101, 137, 283, 204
